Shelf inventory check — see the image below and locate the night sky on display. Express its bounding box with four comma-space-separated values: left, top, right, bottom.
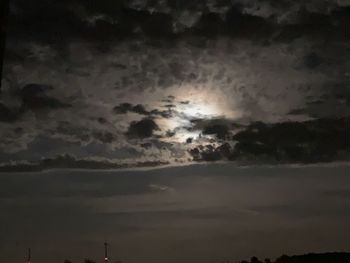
1, 0, 350, 262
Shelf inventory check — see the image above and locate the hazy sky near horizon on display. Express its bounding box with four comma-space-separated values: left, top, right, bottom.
1, 164, 350, 263
2, 0, 350, 168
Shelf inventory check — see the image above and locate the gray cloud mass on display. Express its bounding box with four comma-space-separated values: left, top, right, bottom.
1, 0, 350, 170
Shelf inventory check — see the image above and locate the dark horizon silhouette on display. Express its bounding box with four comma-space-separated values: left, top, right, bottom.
24, 251, 350, 263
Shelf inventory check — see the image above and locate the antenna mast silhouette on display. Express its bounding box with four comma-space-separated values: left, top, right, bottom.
104, 242, 108, 262
27, 248, 31, 263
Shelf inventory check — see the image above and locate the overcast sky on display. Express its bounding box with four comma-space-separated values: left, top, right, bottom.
1, 0, 350, 169
1, 1, 350, 262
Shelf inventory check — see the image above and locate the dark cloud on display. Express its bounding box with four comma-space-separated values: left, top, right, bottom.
112, 103, 173, 119
186, 137, 193, 144
163, 104, 176, 109
225, 6, 275, 40
202, 124, 230, 140
7, 0, 350, 46
0, 83, 71, 119
20, 85, 71, 112
97, 117, 107, 124
187, 116, 350, 164
54, 121, 91, 143
113, 103, 149, 115
303, 52, 323, 69
19, 83, 53, 97
0, 0, 9, 92
189, 118, 240, 139
166, 130, 176, 137
2, 0, 350, 168
92, 131, 116, 143
231, 117, 350, 163
0, 154, 119, 172
0, 103, 18, 122
191, 118, 241, 129
150, 109, 173, 119
189, 143, 232, 162
7, 1, 175, 45
274, 7, 350, 42
113, 103, 133, 114
126, 118, 160, 139
0, 83, 70, 123
0, 153, 169, 172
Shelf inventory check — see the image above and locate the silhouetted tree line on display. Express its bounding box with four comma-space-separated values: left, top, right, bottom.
62, 252, 350, 263
63, 259, 122, 263
239, 256, 271, 263
239, 252, 350, 263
